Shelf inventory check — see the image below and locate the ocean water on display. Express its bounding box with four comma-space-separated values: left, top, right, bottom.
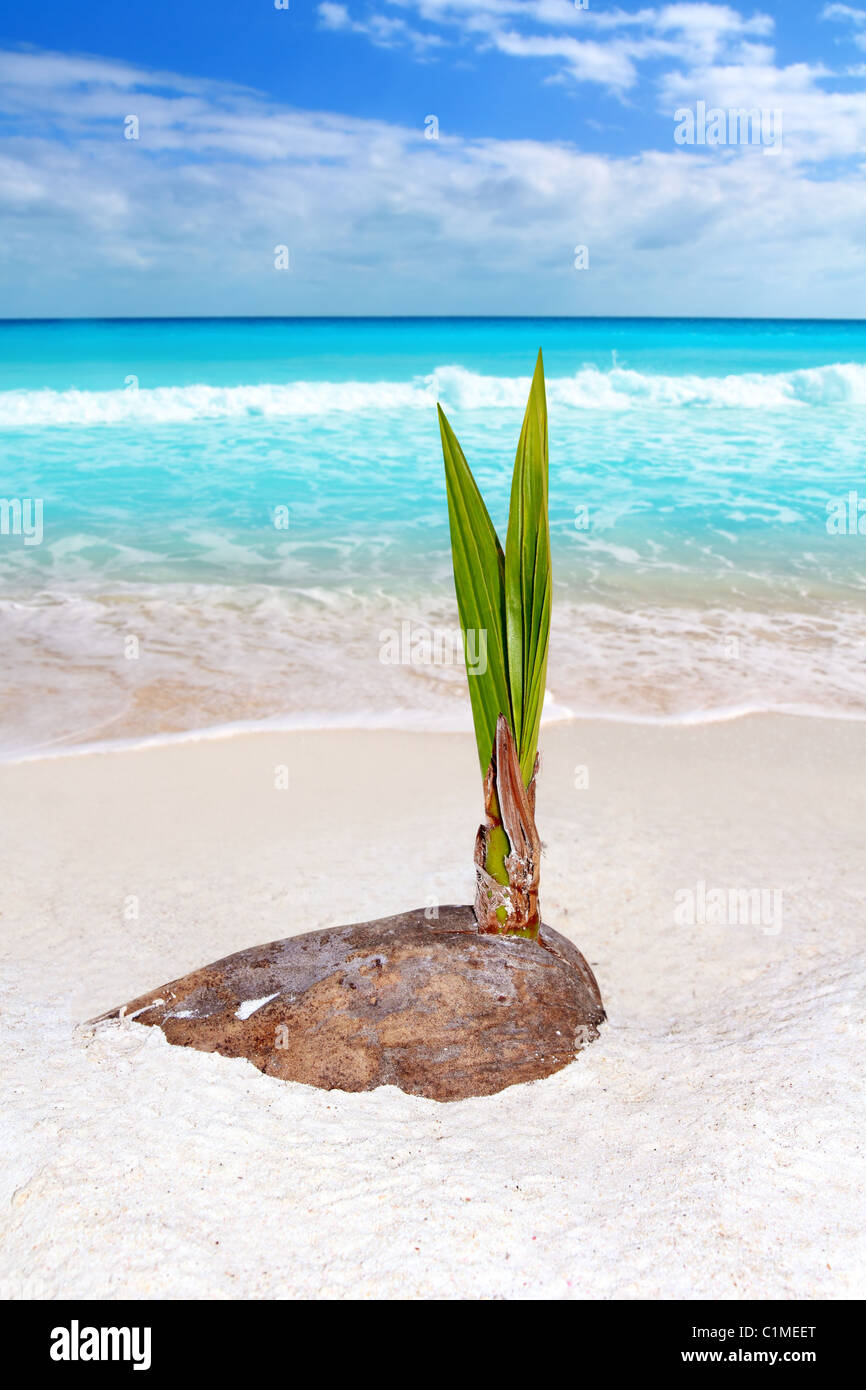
2, 317, 866, 757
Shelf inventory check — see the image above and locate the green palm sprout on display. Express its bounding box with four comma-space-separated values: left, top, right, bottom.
438, 350, 551, 937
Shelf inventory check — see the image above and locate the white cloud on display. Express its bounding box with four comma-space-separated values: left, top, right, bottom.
317, 1, 444, 53
823, 3, 866, 21
375, 1, 777, 92
490, 30, 640, 93
659, 54, 866, 163
1, 44, 865, 317
822, 2, 866, 50
319, 2, 352, 28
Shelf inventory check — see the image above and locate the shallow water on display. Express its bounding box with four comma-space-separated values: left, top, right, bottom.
2, 316, 866, 756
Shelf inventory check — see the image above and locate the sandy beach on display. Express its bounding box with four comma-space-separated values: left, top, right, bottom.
1, 714, 863, 1300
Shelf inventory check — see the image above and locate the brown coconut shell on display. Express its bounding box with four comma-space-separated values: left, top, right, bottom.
89, 905, 604, 1102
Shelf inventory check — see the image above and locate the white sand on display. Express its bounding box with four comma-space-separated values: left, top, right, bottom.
1, 716, 864, 1299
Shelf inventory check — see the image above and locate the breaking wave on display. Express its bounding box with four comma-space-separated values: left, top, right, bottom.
4, 360, 866, 426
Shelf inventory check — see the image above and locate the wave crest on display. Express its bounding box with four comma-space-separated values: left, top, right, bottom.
2, 360, 866, 426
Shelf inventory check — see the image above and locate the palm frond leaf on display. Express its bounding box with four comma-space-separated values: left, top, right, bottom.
438, 352, 550, 788
437, 404, 512, 775
504, 350, 551, 785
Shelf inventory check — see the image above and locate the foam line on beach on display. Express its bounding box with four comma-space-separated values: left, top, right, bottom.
4, 699, 866, 765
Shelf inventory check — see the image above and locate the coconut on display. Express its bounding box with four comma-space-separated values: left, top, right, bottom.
90, 905, 604, 1102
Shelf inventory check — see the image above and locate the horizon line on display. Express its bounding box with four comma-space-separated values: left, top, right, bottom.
3, 314, 866, 325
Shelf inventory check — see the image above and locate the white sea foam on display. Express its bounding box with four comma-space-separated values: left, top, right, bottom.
6, 699, 866, 767
3, 582, 866, 761
4, 360, 866, 426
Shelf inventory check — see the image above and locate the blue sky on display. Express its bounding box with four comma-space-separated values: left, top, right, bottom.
1, 1, 866, 315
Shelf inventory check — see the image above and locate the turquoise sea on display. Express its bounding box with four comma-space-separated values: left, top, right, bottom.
2, 317, 866, 756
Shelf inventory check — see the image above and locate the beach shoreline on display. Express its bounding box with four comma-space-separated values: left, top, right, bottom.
1, 714, 863, 1298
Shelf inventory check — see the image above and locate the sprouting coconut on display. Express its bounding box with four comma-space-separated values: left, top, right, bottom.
90, 353, 605, 1101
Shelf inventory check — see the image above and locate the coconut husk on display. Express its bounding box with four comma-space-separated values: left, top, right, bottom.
90, 905, 604, 1102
